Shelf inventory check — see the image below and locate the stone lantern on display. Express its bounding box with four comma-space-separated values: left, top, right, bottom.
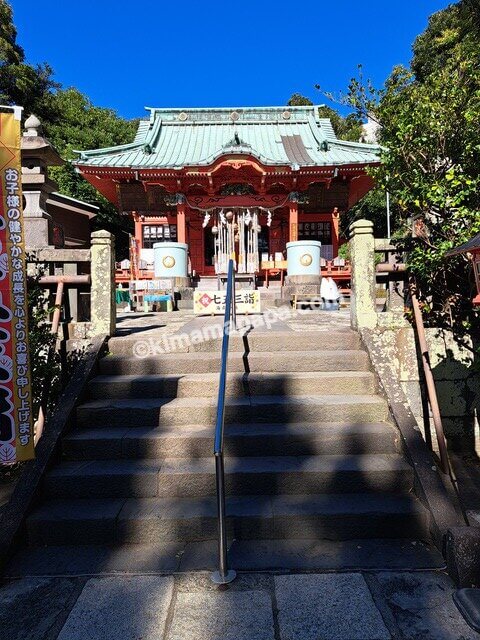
21, 114, 64, 248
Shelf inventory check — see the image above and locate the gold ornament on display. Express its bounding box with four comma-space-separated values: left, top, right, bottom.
300, 253, 313, 267
162, 255, 176, 269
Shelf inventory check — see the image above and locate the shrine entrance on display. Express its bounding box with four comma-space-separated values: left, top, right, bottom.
202, 208, 271, 275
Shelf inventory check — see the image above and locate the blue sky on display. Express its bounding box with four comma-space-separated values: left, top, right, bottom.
11, 0, 451, 120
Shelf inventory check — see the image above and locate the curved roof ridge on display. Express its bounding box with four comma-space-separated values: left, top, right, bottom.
74, 140, 143, 159
329, 137, 382, 152
144, 104, 325, 113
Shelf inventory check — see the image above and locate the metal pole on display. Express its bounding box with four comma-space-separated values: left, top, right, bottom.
211, 259, 237, 585
409, 281, 450, 474
386, 190, 391, 239
211, 454, 235, 584
231, 268, 237, 331
50, 280, 65, 335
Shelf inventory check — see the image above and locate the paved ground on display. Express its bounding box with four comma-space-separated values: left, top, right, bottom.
114, 306, 352, 339
1, 570, 478, 640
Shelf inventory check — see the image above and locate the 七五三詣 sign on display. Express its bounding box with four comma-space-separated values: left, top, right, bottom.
194, 290, 260, 315
0, 110, 34, 463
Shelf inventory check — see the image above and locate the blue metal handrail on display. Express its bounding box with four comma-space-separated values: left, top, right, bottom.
211, 258, 237, 584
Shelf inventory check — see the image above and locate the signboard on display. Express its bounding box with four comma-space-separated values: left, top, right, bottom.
0, 110, 34, 463
194, 290, 260, 315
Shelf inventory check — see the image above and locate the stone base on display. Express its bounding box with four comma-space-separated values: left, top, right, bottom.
175, 287, 193, 300
282, 275, 322, 300
281, 284, 321, 300
24, 217, 53, 249
285, 274, 322, 287
173, 276, 191, 288
446, 527, 480, 587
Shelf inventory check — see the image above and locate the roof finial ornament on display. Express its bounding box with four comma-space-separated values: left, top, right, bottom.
24, 114, 42, 137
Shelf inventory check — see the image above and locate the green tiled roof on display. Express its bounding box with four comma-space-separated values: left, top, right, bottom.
74, 106, 380, 170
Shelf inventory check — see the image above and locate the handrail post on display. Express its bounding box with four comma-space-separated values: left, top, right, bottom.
211, 258, 237, 585
231, 265, 237, 331
212, 454, 235, 584
409, 279, 450, 474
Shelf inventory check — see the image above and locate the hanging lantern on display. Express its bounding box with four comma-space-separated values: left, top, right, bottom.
226, 210, 234, 222
234, 233, 240, 242
212, 225, 218, 235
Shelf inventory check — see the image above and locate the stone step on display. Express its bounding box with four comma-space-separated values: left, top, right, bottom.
87, 371, 376, 400
44, 454, 412, 499
5, 538, 445, 576
26, 493, 430, 546
99, 350, 370, 375
107, 330, 361, 356
76, 394, 389, 428
63, 421, 398, 460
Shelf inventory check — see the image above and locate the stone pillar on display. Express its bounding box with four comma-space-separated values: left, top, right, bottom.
349, 219, 377, 329
21, 114, 64, 249
91, 230, 115, 336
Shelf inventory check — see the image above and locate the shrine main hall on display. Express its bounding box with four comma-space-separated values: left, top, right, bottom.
75, 105, 380, 283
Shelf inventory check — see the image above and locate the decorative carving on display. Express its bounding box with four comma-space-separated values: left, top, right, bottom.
219, 183, 255, 196
186, 192, 290, 210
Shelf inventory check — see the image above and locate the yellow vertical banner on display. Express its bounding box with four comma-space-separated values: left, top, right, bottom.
0, 110, 35, 462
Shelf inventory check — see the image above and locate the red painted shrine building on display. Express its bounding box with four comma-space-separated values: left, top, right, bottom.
74, 106, 380, 281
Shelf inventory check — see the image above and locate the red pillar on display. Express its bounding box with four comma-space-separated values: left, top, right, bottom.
289, 201, 298, 242
177, 201, 187, 243
332, 207, 340, 257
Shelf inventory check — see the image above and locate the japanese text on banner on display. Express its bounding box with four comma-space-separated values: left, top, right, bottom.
0, 110, 34, 463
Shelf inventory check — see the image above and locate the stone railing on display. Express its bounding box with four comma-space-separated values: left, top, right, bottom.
349, 218, 479, 456
27, 229, 116, 342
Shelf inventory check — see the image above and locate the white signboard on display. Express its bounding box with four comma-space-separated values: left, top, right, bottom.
131, 279, 173, 291
194, 290, 260, 315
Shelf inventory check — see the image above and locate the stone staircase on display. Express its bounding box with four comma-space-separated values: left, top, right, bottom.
21, 328, 436, 569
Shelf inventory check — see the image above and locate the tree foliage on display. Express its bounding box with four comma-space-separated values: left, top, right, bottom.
0, 0, 59, 121
44, 89, 137, 251
0, 1, 136, 252
344, 0, 480, 327
287, 93, 362, 142
340, 188, 400, 240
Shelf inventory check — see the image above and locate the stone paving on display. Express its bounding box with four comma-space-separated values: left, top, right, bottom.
1, 570, 478, 640
115, 306, 352, 339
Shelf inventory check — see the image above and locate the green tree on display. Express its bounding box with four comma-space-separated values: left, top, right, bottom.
346, 0, 480, 327
287, 92, 314, 106
44, 89, 138, 252
0, 2, 137, 255
287, 93, 363, 141
340, 188, 400, 240
0, 0, 59, 120
411, 0, 480, 81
